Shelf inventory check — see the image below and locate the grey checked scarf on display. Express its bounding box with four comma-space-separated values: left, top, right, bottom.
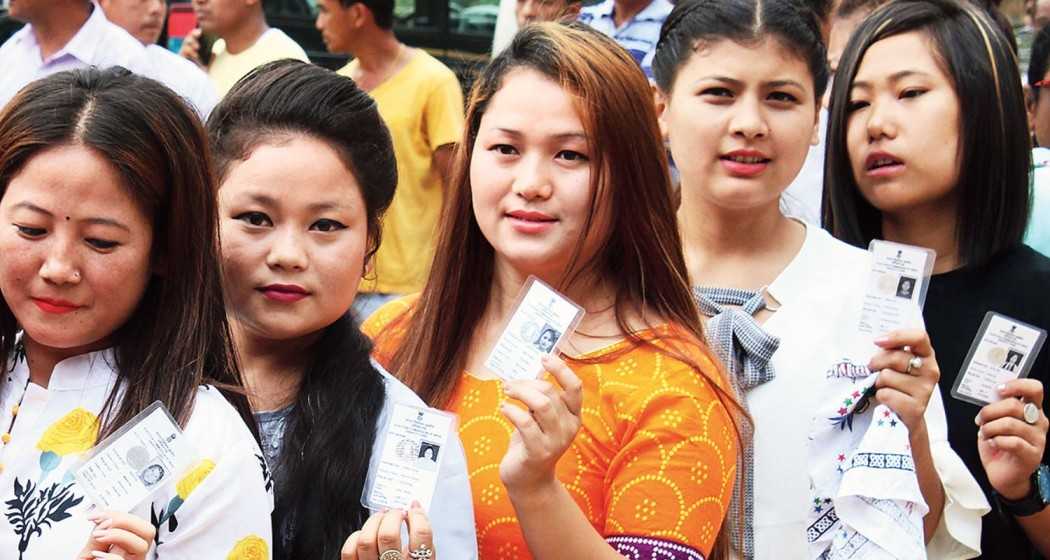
694, 287, 780, 560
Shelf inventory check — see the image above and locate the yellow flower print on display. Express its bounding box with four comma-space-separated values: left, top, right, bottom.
177, 459, 216, 500
227, 534, 269, 560
37, 408, 98, 456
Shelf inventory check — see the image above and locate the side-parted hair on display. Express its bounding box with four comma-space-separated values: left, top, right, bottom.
384, 20, 732, 409
207, 59, 397, 559
652, 0, 829, 104
822, 0, 1030, 267
0, 67, 252, 438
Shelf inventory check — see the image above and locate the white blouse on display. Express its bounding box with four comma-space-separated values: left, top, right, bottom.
749, 223, 989, 559
0, 348, 273, 560
371, 359, 479, 559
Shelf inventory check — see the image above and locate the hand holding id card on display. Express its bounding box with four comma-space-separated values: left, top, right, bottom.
362, 403, 457, 513
951, 312, 1047, 406
72, 401, 198, 513
483, 277, 584, 381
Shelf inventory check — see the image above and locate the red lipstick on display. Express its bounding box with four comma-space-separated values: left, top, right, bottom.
32, 297, 81, 314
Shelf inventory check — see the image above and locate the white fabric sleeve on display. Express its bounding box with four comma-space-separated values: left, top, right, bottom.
152, 436, 274, 559
924, 387, 991, 559
427, 426, 478, 559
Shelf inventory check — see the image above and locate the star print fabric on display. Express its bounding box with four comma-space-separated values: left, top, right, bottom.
806, 363, 927, 560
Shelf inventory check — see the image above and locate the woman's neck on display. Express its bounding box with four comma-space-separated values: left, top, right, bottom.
880, 199, 961, 274
232, 323, 318, 412
484, 260, 623, 353
22, 335, 110, 388
677, 187, 806, 291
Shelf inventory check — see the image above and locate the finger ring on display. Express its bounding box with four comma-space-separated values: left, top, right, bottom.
380, 551, 404, 560
1024, 402, 1041, 425
906, 355, 923, 374
410, 544, 434, 559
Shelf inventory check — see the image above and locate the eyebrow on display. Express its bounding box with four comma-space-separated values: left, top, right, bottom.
11, 202, 131, 232
699, 76, 807, 90
244, 193, 349, 213
851, 70, 930, 91
493, 127, 588, 141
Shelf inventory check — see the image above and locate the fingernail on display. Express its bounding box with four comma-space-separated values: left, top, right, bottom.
998, 384, 1007, 394
975, 414, 983, 426
91, 553, 109, 559
411, 499, 422, 510
874, 336, 890, 344
92, 529, 108, 538
541, 353, 551, 363
97, 518, 112, 530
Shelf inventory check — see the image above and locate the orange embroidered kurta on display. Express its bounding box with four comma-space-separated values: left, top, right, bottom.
364, 298, 738, 559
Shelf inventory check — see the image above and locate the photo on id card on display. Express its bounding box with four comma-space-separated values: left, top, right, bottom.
483, 276, 584, 381
951, 312, 1047, 406
857, 240, 936, 340
72, 401, 197, 513
362, 403, 457, 513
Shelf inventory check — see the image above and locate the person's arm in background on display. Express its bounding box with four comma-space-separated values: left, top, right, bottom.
424, 66, 465, 191
434, 145, 455, 189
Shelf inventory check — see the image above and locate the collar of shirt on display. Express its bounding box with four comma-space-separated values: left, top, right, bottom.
9, 346, 117, 393
14, 2, 111, 68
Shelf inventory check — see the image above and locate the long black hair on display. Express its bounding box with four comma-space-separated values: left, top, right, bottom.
0, 67, 252, 438
822, 0, 1030, 267
208, 60, 397, 559
653, 0, 829, 102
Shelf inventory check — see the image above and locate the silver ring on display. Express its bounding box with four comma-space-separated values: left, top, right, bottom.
906, 355, 923, 374
410, 544, 434, 559
1024, 402, 1040, 425
379, 551, 404, 560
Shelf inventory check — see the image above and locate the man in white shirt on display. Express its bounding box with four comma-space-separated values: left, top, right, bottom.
99, 0, 218, 116
0, 0, 213, 117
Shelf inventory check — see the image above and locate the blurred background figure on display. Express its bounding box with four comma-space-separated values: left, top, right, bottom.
179, 0, 308, 97
577, 0, 673, 79
493, 0, 583, 55
0, 0, 211, 117
1027, 24, 1050, 256
314, 0, 464, 320
99, 0, 217, 115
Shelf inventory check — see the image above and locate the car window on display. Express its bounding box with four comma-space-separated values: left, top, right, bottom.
450, 0, 500, 36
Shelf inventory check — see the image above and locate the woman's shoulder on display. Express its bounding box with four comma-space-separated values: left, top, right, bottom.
360, 294, 420, 339
803, 225, 871, 269
588, 324, 730, 405
371, 357, 426, 409
183, 386, 260, 453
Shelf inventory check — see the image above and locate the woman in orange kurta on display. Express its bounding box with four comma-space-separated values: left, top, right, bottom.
365, 301, 738, 558
364, 23, 742, 560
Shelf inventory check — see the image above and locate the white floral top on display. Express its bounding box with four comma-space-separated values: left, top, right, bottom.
0, 348, 274, 560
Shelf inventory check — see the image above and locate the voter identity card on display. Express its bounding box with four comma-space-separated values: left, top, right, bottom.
857, 240, 936, 340
483, 277, 584, 381
362, 403, 457, 513
73, 401, 197, 512
951, 312, 1047, 406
